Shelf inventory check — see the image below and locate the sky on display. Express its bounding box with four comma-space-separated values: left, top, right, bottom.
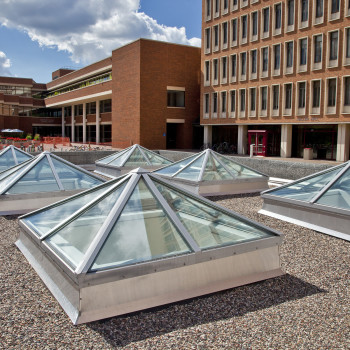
0, 0, 202, 83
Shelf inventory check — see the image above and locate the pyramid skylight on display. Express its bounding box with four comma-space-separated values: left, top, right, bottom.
154, 149, 268, 196
18, 168, 283, 324
260, 161, 350, 240
0, 151, 104, 215
95, 144, 173, 177
0, 145, 33, 172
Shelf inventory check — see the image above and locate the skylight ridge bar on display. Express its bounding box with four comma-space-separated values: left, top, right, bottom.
212, 152, 238, 177
143, 174, 201, 253
105, 147, 131, 165
120, 145, 135, 167
172, 153, 203, 178
11, 146, 18, 165
76, 173, 141, 274
138, 146, 152, 166
46, 154, 64, 190
39, 175, 132, 241
310, 161, 350, 203
198, 150, 210, 182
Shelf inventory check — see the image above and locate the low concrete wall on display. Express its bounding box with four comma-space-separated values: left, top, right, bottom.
158, 150, 336, 180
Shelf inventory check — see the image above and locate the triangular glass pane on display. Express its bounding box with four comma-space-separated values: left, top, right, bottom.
22, 181, 122, 237
45, 181, 127, 269
216, 153, 263, 177
90, 178, 190, 271
154, 181, 272, 249
316, 167, 350, 210
269, 165, 346, 202
175, 155, 205, 181
155, 154, 199, 176
0, 148, 16, 172
0, 159, 31, 181
201, 154, 233, 181
98, 149, 128, 165
51, 157, 103, 190
14, 149, 32, 163
123, 147, 149, 167
6, 157, 60, 194
108, 148, 133, 167
142, 148, 172, 166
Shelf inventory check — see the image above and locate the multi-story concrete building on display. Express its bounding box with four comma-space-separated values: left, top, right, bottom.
201, 0, 350, 161
1, 39, 201, 150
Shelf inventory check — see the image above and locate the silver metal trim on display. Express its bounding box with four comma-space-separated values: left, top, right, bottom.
103, 147, 131, 165
143, 173, 201, 252
76, 173, 141, 274
198, 149, 210, 182
11, 146, 18, 165
171, 152, 204, 178
211, 151, 238, 177
120, 145, 136, 167
46, 153, 64, 190
138, 145, 152, 166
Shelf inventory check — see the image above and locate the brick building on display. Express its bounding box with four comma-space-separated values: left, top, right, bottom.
201, 0, 350, 161
1, 39, 201, 149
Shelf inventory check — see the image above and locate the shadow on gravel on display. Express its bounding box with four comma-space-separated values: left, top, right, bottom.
87, 273, 326, 347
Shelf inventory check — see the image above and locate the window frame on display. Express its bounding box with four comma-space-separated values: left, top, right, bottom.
221, 21, 229, 49
205, 0, 212, 21
271, 84, 280, 116
273, 2, 282, 36
231, 18, 238, 47
298, 36, 308, 72
260, 46, 269, 78
241, 14, 248, 44
261, 6, 271, 39
259, 85, 268, 117
204, 93, 210, 118
220, 90, 227, 118
229, 89, 237, 118
285, 0, 295, 32
250, 10, 259, 42
341, 76, 350, 113
327, 29, 339, 68
213, 24, 220, 52
283, 82, 293, 115
212, 58, 219, 85
343, 27, 350, 66
250, 49, 258, 80
299, 0, 309, 28
311, 33, 323, 70
296, 80, 307, 115
212, 91, 218, 118
204, 60, 211, 86
248, 87, 257, 117
285, 40, 294, 74
230, 53, 237, 83
313, 0, 324, 25
328, 0, 341, 21
273, 43, 281, 76
238, 88, 246, 118
239, 51, 247, 81
310, 79, 322, 115
221, 56, 228, 84
325, 77, 337, 115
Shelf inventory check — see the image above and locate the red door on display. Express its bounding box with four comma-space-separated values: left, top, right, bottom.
248, 130, 268, 156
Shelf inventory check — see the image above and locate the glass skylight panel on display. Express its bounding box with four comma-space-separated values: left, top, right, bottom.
175, 155, 205, 181
0, 160, 31, 181
201, 154, 233, 181
91, 179, 190, 271
45, 182, 127, 269
316, 167, 350, 210
142, 148, 172, 165
97, 151, 124, 165
155, 154, 199, 176
123, 148, 149, 167
0, 149, 16, 171
6, 157, 60, 194
154, 181, 272, 249
216, 153, 262, 177
108, 148, 134, 167
14, 150, 32, 163
51, 158, 103, 190
22, 181, 120, 237
269, 166, 345, 202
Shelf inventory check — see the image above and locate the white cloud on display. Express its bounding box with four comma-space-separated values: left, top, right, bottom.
0, 51, 12, 76
0, 0, 201, 65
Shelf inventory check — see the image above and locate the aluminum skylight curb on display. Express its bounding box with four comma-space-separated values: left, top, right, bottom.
17, 168, 283, 323
260, 161, 350, 240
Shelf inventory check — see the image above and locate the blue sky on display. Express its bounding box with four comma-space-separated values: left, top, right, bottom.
0, 0, 202, 83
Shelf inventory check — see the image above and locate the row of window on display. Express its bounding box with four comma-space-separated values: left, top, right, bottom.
204, 29, 350, 86
0, 85, 35, 98
0, 105, 64, 118
204, 0, 349, 54
205, 0, 348, 23
203, 77, 350, 118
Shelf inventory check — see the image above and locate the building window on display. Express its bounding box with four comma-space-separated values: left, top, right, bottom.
213, 59, 219, 83
274, 44, 281, 70
316, 0, 323, 17
287, 0, 295, 26
261, 86, 268, 110
230, 90, 236, 113
285, 84, 292, 109
205, 61, 210, 84
242, 15, 248, 41
241, 52, 247, 77
346, 28, 350, 59
100, 99, 111, 113
328, 78, 336, 107
312, 80, 321, 108
231, 54, 237, 79
272, 85, 279, 110
329, 31, 338, 61
263, 7, 270, 34
252, 11, 258, 38
301, 0, 309, 22
250, 88, 256, 111
286, 41, 294, 68
214, 0, 220, 16
222, 56, 227, 81
232, 18, 237, 45
251, 49, 257, 74
205, 28, 211, 53
298, 82, 306, 108
168, 90, 185, 107
206, 0, 211, 18
222, 22, 228, 47
221, 91, 227, 114
232, 0, 238, 9
240, 89, 246, 111
275, 3, 282, 30
331, 0, 340, 13
204, 93, 210, 115
314, 35, 322, 63
214, 25, 219, 50
223, 0, 229, 12
262, 47, 269, 72
300, 38, 307, 65
344, 77, 350, 106
213, 92, 218, 114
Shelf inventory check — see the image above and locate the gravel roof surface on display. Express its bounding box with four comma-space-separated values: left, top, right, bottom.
0, 193, 349, 349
